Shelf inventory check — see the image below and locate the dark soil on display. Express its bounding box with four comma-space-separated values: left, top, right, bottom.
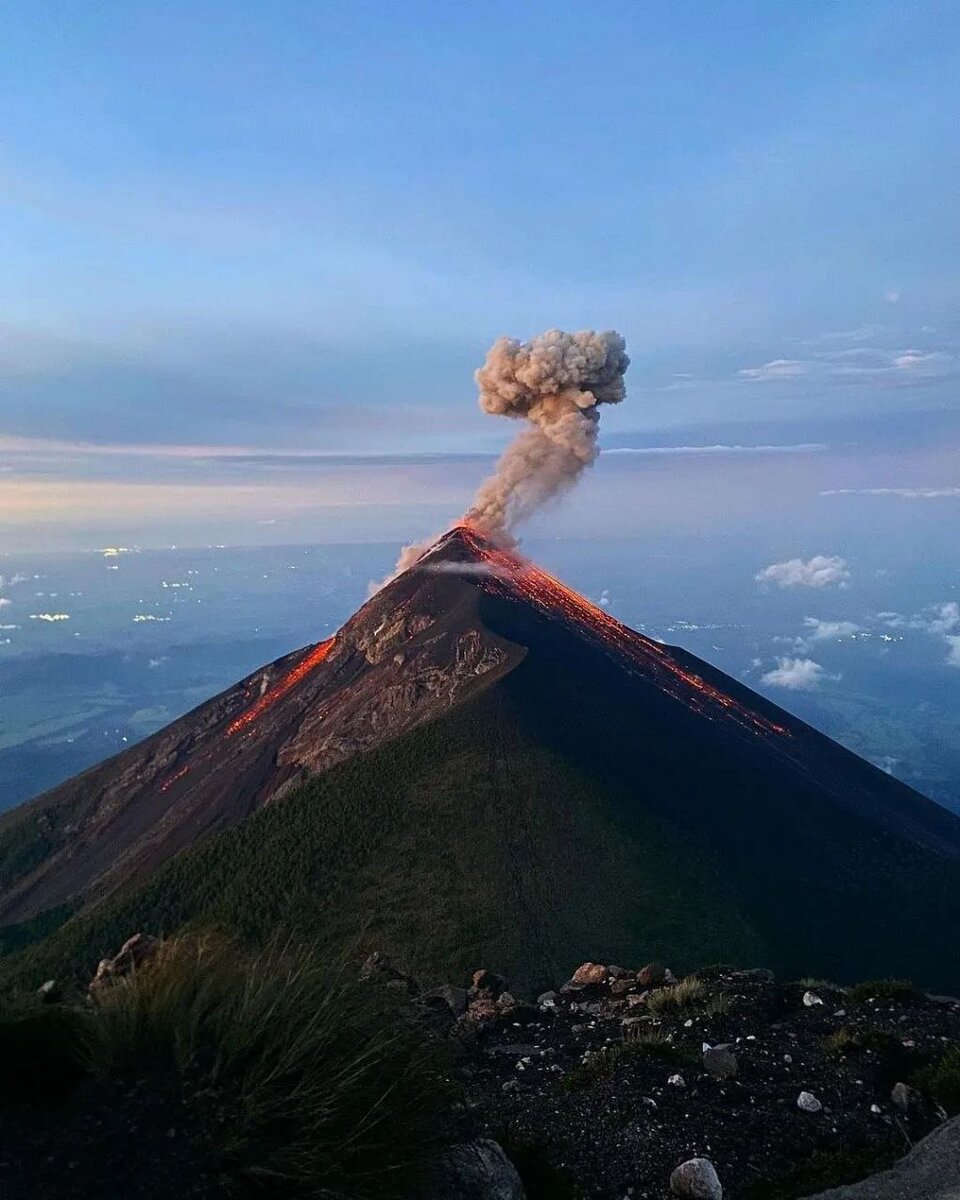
0, 1078, 209, 1199
453, 966, 960, 1199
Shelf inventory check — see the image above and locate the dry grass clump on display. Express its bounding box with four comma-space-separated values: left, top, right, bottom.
3, 935, 454, 1197
646, 975, 706, 1014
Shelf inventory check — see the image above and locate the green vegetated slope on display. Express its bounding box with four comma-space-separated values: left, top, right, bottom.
3, 682, 764, 993
5, 591, 960, 994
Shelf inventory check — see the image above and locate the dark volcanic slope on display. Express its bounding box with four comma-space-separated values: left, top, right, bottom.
2, 526, 959, 988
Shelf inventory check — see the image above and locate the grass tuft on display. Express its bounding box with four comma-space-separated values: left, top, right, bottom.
2, 934, 454, 1197
704, 993, 733, 1018
559, 1027, 689, 1090
646, 976, 706, 1014
912, 1044, 960, 1116
821, 1026, 862, 1057
847, 978, 921, 1004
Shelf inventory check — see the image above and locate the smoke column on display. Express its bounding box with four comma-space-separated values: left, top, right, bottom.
466, 328, 629, 539
389, 328, 629, 578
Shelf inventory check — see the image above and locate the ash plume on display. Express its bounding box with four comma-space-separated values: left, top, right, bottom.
387, 329, 629, 581
466, 328, 629, 539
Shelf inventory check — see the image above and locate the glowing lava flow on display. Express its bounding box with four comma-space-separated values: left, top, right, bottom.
226, 638, 335, 737
444, 526, 789, 740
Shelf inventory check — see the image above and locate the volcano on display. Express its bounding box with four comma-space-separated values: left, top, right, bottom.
2, 526, 959, 989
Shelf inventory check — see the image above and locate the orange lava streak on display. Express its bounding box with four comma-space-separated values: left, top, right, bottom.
452, 525, 789, 740
158, 764, 190, 793
226, 637, 336, 737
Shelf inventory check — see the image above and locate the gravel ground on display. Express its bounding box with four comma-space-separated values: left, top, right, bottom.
449, 965, 960, 1199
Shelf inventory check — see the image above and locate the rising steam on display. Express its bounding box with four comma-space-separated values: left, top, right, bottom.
387, 328, 629, 581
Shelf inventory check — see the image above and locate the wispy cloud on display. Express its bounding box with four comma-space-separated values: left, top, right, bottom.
821, 486, 960, 499
798, 617, 860, 647
605, 443, 826, 455
877, 602, 960, 667
738, 347, 955, 388
756, 556, 851, 589
761, 657, 833, 690
738, 359, 807, 381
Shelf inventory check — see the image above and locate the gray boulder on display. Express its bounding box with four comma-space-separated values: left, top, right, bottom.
420, 984, 468, 1016
800, 1115, 960, 1198
423, 1138, 525, 1199
670, 1157, 723, 1198
702, 1044, 738, 1080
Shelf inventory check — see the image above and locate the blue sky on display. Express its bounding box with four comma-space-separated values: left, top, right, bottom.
0, 0, 957, 548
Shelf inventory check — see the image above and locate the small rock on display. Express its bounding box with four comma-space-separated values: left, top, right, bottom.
702, 1045, 738, 1080
870, 1103, 882, 1114
466, 995, 499, 1025
610, 977, 638, 996
608, 964, 631, 979
891, 1081, 915, 1111
502, 1079, 519, 1094
668, 1073, 686, 1088
88, 933, 161, 993
669, 1157, 723, 1199
423, 1138, 524, 1199
496, 991, 518, 1015
740, 967, 775, 982
570, 962, 609, 986
803, 991, 824, 1007
37, 979, 62, 1004
798, 1091, 823, 1113
421, 984, 468, 1017
627, 993, 648, 1008
637, 963, 667, 987
537, 990, 558, 1008
471, 969, 505, 995
784, 1054, 793, 1064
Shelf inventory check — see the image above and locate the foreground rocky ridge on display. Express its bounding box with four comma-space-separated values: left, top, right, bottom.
375, 953, 960, 1199
7, 938, 960, 1199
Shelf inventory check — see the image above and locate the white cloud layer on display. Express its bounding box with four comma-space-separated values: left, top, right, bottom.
756, 556, 851, 589
761, 657, 831, 690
